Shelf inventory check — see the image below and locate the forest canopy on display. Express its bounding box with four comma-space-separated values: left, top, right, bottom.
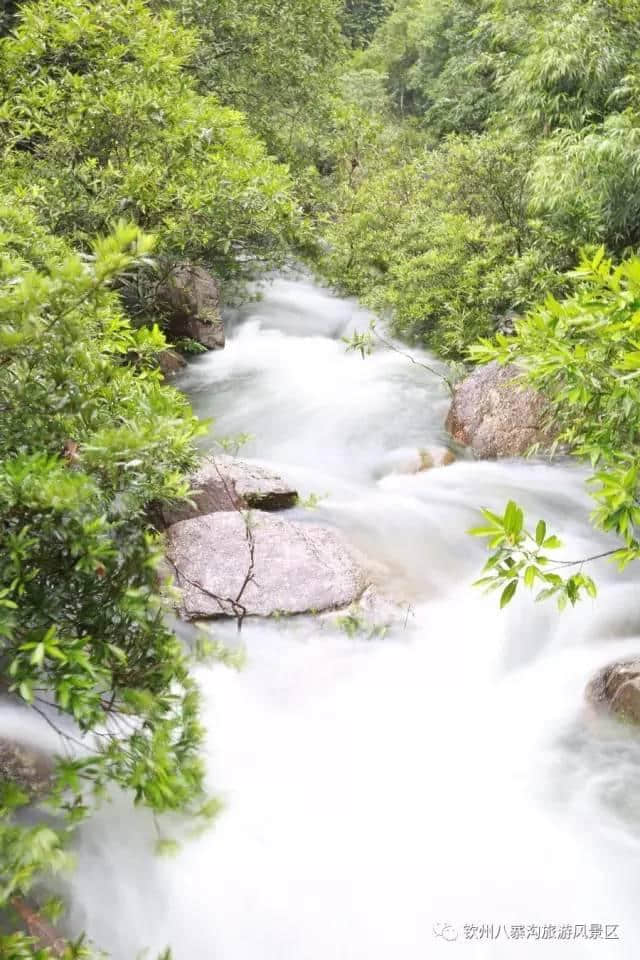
319, 0, 640, 357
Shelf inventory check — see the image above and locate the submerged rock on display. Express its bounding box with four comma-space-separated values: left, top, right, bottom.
166, 511, 368, 619
445, 361, 554, 458
378, 446, 456, 477
157, 262, 225, 350
0, 737, 55, 798
323, 585, 410, 633
420, 446, 456, 469
586, 659, 640, 725
159, 456, 298, 527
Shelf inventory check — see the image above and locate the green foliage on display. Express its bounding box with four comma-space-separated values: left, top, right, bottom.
530, 112, 640, 250
0, 0, 298, 275
470, 249, 640, 602
470, 501, 597, 610
499, 0, 639, 134
167, 0, 346, 173
342, 0, 393, 47
0, 210, 217, 949
316, 0, 640, 357
336, 611, 388, 640
0, 0, 22, 36
363, 0, 505, 129
322, 129, 567, 357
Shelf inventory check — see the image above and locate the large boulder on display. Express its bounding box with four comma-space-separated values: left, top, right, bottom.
586, 659, 640, 725
157, 263, 225, 350
166, 511, 369, 619
445, 361, 554, 458
159, 456, 298, 527
0, 738, 54, 798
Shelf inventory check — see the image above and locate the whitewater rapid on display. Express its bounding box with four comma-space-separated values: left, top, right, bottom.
67, 270, 640, 958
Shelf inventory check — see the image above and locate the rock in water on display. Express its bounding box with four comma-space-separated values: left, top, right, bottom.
446, 361, 554, 458
419, 446, 456, 469
586, 659, 640, 725
0, 738, 54, 798
166, 512, 368, 619
157, 262, 225, 350
378, 446, 455, 477
159, 456, 298, 526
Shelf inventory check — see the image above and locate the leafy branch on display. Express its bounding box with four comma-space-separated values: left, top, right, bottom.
469, 500, 602, 610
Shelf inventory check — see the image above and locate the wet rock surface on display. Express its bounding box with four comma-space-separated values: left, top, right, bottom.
157, 349, 187, 377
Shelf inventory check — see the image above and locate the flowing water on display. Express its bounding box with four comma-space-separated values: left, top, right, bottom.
67, 270, 640, 957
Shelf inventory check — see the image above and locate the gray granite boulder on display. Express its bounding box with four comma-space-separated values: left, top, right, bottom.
166, 511, 368, 619
160, 456, 298, 527
446, 361, 554, 458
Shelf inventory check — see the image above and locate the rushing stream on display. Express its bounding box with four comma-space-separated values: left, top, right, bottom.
67, 270, 640, 957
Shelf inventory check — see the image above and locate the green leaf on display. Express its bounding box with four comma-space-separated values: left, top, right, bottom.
18, 681, 33, 704
500, 581, 517, 608
542, 536, 563, 550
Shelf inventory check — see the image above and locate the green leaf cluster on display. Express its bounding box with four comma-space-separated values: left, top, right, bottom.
470, 501, 597, 610
0, 0, 299, 277
471, 250, 640, 576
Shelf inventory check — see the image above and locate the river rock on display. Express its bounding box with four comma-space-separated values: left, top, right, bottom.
445, 361, 554, 458
586, 659, 640, 725
379, 446, 455, 477
157, 262, 225, 350
159, 456, 298, 527
157, 349, 187, 377
166, 511, 368, 619
0, 738, 55, 798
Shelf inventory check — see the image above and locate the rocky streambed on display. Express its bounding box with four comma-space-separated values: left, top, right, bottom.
11, 271, 640, 959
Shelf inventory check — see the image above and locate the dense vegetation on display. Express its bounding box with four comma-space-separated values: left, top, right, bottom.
0, 0, 344, 955
313, 0, 640, 608
4, 0, 640, 954
469, 250, 640, 609
318, 0, 640, 357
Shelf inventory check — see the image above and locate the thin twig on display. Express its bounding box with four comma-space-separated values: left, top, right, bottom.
371, 328, 453, 394
550, 548, 620, 569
